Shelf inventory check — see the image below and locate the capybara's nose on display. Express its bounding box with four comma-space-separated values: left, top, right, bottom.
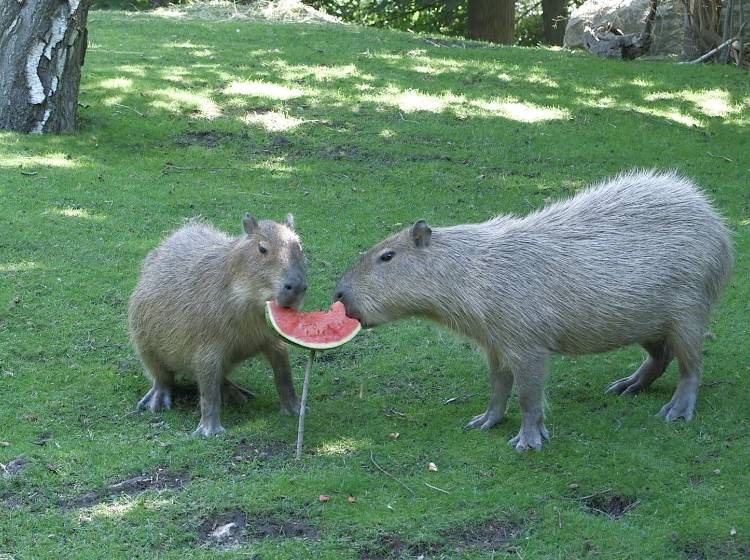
284, 279, 307, 296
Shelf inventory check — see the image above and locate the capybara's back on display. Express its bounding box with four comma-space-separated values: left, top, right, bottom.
334, 170, 733, 450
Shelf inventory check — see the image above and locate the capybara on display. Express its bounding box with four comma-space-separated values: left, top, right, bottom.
128, 214, 307, 436
333, 170, 732, 451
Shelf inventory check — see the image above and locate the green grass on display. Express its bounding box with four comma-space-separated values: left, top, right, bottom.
1, 10, 749, 559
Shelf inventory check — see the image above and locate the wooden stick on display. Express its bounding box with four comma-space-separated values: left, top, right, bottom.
295, 350, 315, 461
369, 451, 415, 495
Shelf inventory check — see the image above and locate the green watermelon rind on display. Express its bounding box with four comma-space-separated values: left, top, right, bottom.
265, 301, 361, 351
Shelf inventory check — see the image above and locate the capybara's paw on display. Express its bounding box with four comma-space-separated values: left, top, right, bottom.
222, 381, 254, 405
605, 373, 647, 396
508, 424, 549, 452
137, 386, 173, 412
192, 422, 226, 437
279, 397, 303, 416
463, 409, 503, 431
657, 395, 695, 421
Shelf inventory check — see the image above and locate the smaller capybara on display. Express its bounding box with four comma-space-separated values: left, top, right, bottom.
333, 170, 733, 451
128, 214, 307, 436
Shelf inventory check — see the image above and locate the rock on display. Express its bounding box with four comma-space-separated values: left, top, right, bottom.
564, 0, 684, 56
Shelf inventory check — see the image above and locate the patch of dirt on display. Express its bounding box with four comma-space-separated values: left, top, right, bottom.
423, 37, 496, 49
359, 533, 438, 560
1, 457, 28, 479
682, 541, 750, 559
582, 494, 639, 519
321, 144, 360, 160
197, 509, 319, 548
232, 438, 289, 462
152, 0, 341, 24
359, 518, 519, 559
175, 130, 240, 148
197, 510, 247, 547
442, 517, 521, 551
61, 467, 188, 510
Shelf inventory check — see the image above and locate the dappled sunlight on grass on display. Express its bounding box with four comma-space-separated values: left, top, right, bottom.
471, 99, 569, 122
151, 88, 222, 119
79, 498, 172, 521
629, 104, 704, 127
223, 80, 306, 100
371, 87, 463, 113
98, 77, 134, 91
241, 110, 308, 132
0, 261, 41, 273
267, 60, 368, 83
0, 152, 82, 168
314, 436, 369, 456
47, 207, 106, 221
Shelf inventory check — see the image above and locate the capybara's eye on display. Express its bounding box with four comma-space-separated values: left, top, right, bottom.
379, 251, 395, 262
258, 245, 268, 255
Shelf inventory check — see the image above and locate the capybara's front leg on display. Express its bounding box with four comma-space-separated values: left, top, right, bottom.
193, 360, 225, 437
464, 351, 513, 431
508, 353, 549, 452
264, 341, 300, 416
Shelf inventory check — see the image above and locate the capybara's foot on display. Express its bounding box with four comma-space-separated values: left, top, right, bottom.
192, 421, 226, 437
508, 424, 549, 452
137, 386, 173, 412
222, 380, 254, 405
657, 389, 696, 421
463, 409, 503, 431
279, 396, 302, 416
605, 372, 651, 396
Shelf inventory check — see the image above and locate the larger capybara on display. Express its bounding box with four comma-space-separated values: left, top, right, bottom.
128, 213, 307, 436
334, 170, 733, 451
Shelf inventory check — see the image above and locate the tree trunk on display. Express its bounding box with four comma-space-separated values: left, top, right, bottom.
542, 0, 567, 45
0, 0, 92, 133
468, 0, 515, 44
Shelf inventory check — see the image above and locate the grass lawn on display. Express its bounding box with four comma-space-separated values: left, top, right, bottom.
1, 8, 749, 559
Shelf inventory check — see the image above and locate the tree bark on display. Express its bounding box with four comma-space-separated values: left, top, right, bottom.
0, 0, 92, 133
468, 0, 515, 44
542, 0, 567, 45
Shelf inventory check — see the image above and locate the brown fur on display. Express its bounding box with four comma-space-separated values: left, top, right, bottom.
128, 214, 307, 436
334, 170, 732, 450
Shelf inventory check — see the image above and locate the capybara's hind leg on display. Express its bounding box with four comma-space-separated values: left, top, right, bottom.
136, 352, 174, 412
222, 379, 255, 404
605, 340, 673, 396
508, 352, 549, 452
658, 322, 704, 421
464, 352, 513, 431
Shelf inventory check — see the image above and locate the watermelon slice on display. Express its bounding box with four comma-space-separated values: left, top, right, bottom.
265, 300, 361, 350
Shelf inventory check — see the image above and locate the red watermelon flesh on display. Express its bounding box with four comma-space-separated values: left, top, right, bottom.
265, 300, 361, 350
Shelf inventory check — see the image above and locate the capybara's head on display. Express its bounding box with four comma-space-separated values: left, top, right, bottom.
232, 213, 307, 309
333, 220, 433, 327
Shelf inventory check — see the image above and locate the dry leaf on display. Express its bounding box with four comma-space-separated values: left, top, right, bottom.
428, 462, 438, 472
347, 495, 357, 503
318, 495, 330, 502
388, 432, 400, 440
730, 527, 737, 536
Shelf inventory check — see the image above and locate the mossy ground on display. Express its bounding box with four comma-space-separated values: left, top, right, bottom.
1, 9, 748, 559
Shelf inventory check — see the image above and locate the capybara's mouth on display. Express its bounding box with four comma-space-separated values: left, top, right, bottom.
275, 295, 303, 310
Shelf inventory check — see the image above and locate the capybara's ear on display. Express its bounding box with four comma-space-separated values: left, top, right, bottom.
284, 213, 295, 230
242, 213, 258, 235
411, 220, 431, 248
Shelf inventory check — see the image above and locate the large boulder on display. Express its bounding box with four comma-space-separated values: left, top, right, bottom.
564, 0, 684, 56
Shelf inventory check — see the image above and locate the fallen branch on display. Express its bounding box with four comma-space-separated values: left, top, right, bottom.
369, 451, 415, 495
112, 103, 145, 117
681, 24, 747, 63
424, 482, 450, 494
